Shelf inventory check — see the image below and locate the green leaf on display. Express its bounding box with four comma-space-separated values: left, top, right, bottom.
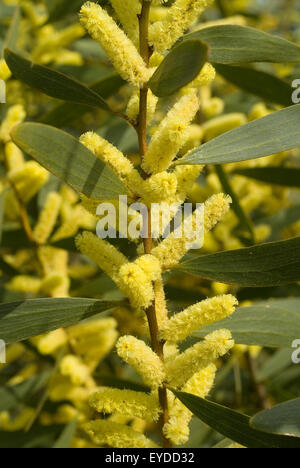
97, 376, 150, 393
149, 40, 208, 97
177, 237, 300, 287
178, 104, 300, 165
46, 0, 84, 23
0, 425, 62, 449
182, 25, 300, 64
257, 349, 293, 382
215, 64, 293, 107
40, 74, 125, 128
11, 122, 126, 200
2, 7, 20, 56
53, 419, 78, 448
250, 399, 300, 438
0, 372, 51, 412
4, 49, 110, 111
173, 391, 300, 448
0, 297, 119, 344
234, 167, 300, 188
0, 189, 7, 246
258, 204, 300, 241
215, 165, 254, 241
194, 299, 300, 348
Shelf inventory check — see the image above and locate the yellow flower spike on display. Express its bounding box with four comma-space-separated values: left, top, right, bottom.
202, 97, 225, 119
0, 59, 11, 81
31, 329, 68, 355
8, 162, 49, 203
183, 363, 217, 396
79, 2, 150, 87
118, 262, 155, 309
160, 295, 238, 343
49, 375, 91, 403
39, 273, 66, 296
142, 91, 200, 174
110, 0, 141, 46
0, 408, 35, 432
183, 63, 216, 90
141, 172, 178, 205
150, 6, 170, 23
116, 335, 166, 388
154, 278, 169, 329
76, 231, 127, 282
175, 164, 204, 196
4, 142, 24, 171
85, 420, 158, 448
166, 329, 234, 387
80, 131, 144, 194
149, 0, 214, 53
134, 255, 162, 282
6, 275, 42, 295
60, 355, 93, 386
33, 192, 61, 245
38, 246, 68, 277
0, 105, 26, 143
89, 387, 161, 422
126, 89, 158, 124
68, 317, 118, 340
248, 102, 272, 121
202, 113, 247, 141
151, 193, 231, 270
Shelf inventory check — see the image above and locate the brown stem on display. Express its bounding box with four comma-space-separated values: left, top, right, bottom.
137, 1, 172, 449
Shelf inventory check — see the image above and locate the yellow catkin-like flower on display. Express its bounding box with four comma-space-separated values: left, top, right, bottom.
6, 275, 42, 295
166, 329, 234, 387
202, 113, 247, 141
89, 388, 161, 422
68, 317, 118, 340
33, 192, 62, 244
141, 172, 178, 205
164, 364, 216, 444
154, 279, 169, 329
79, 2, 150, 87
184, 63, 216, 90
0, 408, 35, 432
80, 132, 144, 194
149, 0, 214, 53
49, 375, 91, 403
161, 295, 238, 342
116, 335, 165, 388
31, 329, 68, 355
85, 420, 158, 448
40, 273, 65, 296
0, 105, 26, 143
60, 355, 92, 386
110, 0, 141, 45
38, 246, 68, 276
134, 255, 162, 282
8, 162, 49, 203
118, 262, 155, 309
76, 231, 127, 282
152, 193, 231, 269
142, 92, 200, 174
175, 164, 204, 195
202, 97, 225, 119
0, 59, 11, 81
126, 88, 159, 123
248, 102, 272, 121
4, 142, 24, 171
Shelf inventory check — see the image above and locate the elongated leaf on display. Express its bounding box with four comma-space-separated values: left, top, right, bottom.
257, 349, 294, 382
0, 298, 119, 344
0, 425, 62, 449
250, 399, 300, 438
173, 391, 300, 448
2, 7, 20, 56
178, 104, 300, 165
182, 25, 300, 63
4, 49, 110, 111
234, 167, 300, 188
46, 0, 84, 23
259, 204, 300, 241
194, 299, 300, 348
215, 165, 254, 241
149, 40, 208, 97
40, 74, 125, 128
53, 419, 78, 449
11, 123, 126, 199
0, 372, 51, 412
177, 237, 300, 287
215, 64, 293, 107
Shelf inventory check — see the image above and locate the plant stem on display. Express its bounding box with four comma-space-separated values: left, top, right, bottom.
137, 0, 172, 449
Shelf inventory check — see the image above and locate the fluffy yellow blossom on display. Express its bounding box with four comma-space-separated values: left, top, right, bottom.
126, 89, 158, 123
184, 63, 216, 90
0, 59, 11, 81
31, 329, 68, 355
49, 375, 91, 403
60, 355, 93, 386
76, 231, 127, 282
80, 131, 144, 194
68, 317, 118, 339
6, 275, 42, 295
33, 192, 61, 244
110, 0, 141, 45
118, 262, 155, 309
248, 102, 272, 121
204, 193, 232, 232
149, 0, 214, 53
166, 329, 234, 387
0, 105, 26, 143
142, 92, 200, 174
85, 420, 158, 448
134, 255, 162, 282
79, 2, 150, 87
202, 97, 225, 119
175, 164, 204, 195
141, 172, 178, 204
40, 273, 66, 296
183, 363, 217, 396
4, 142, 24, 171
202, 113, 247, 141
38, 246, 68, 277
89, 388, 161, 422
8, 162, 49, 203
161, 295, 238, 342
116, 336, 165, 388
0, 408, 35, 432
